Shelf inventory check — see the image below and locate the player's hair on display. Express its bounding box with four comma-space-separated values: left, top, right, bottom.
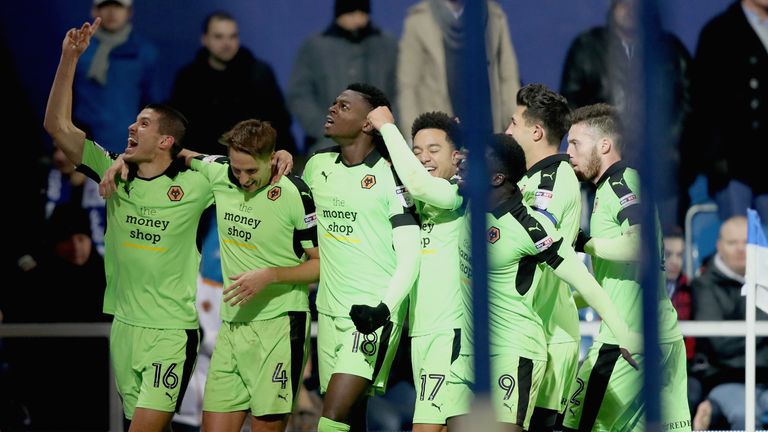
411, 111, 462, 149
219, 119, 276, 158
568, 103, 624, 153
487, 133, 527, 184
145, 103, 188, 158
346, 82, 391, 150
202, 11, 236, 34
516, 83, 571, 147
346, 82, 391, 111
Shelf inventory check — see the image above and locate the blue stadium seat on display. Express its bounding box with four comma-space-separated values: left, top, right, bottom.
684, 203, 720, 278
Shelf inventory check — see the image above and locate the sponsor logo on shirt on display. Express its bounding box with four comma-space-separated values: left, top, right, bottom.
361, 174, 376, 189
202, 154, 220, 164
268, 186, 282, 201
619, 192, 638, 209
534, 236, 554, 251
167, 185, 184, 201
487, 226, 501, 244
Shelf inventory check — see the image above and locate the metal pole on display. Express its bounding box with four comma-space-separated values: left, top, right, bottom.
459, 0, 493, 398
637, 0, 663, 429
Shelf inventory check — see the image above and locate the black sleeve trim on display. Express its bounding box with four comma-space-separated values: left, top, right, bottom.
76, 164, 102, 183
287, 176, 316, 215
391, 213, 419, 228
608, 171, 641, 226
537, 164, 558, 192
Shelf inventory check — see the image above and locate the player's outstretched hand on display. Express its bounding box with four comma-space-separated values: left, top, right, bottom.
349, 302, 390, 334
270, 150, 293, 185
366, 106, 396, 131
63, 17, 101, 57
620, 348, 640, 370
99, 154, 128, 198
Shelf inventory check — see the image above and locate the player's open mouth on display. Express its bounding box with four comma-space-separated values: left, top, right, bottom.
324, 116, 334, 128
127, 137, 138, 147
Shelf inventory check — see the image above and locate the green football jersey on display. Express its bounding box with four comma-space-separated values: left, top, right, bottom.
409, 198, 465, 336
303, 146, 419, 324
80, 140, 213, 329
590, 161, 682, 344
518, 155, 581, 344
191, 157, 317, 322
458, 194, 568, 361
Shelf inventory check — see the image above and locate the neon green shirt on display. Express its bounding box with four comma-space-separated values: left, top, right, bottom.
410, 200, 465, 336
518, 154, 581, 344
303, 146, 419, 324
80, 139, 213, 329
590, 161, 682, 344
191, 157, 317, 322
459, 194, 567, 360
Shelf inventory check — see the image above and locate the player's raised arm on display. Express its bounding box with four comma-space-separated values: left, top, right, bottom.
368, 106, 463, 210
43, 18, 101, 166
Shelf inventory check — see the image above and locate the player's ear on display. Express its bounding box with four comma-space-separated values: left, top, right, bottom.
159, 135, 174, 151
600, 137, 612, 155
362, 119, 374, 134
490, 172, 506, 187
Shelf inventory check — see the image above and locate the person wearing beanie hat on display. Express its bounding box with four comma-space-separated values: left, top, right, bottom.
71, 0, 160, 154
334, 0, 370, 17
288, 0, 398, 155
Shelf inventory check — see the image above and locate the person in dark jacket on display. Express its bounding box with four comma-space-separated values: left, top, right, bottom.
288, 0, 398, 155
692, 215, 768, 430
170, 11, 296, 156
560, 0, 692, 230
686, 0, 768, 223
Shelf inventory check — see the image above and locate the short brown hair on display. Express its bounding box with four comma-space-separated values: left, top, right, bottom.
568, 103, 624, 153
218, 119, 276, 158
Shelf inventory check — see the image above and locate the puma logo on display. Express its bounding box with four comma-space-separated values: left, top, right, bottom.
277, 394, 288, 401
321, 171, 330, 182
541, 172, 554, 180
528, 225, 541, 232
165, 392, 173, 401
431, 402, 443, 412
503, 402, 514, 413
611, 178, 626, 187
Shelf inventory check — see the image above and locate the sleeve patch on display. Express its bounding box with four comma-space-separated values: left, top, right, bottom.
618, 192, 638, 209
534, 236, 555, 252
395, 185, 415, 208
303, 212, 317, 228
533, 189, 553, 210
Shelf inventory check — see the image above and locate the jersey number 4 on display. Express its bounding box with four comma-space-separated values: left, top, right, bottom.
272, 363, 288, 389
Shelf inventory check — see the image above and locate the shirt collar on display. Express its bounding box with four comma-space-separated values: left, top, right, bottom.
595, 160, 629, 187
523, 153, 570, 178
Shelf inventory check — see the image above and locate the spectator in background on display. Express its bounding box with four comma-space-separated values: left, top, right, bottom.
46, 146, 106, 255
560, 0, 692, 231
288, 0, 397, 155
663, 227, 701, 417
74, 0, 160, 153
170, 11, 296, 156
692, 215, 768, 430
687, 0, 768, 223
397, 0, 520, 136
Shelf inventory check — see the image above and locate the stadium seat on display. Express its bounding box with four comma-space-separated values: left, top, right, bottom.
684, 203, 720, 278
